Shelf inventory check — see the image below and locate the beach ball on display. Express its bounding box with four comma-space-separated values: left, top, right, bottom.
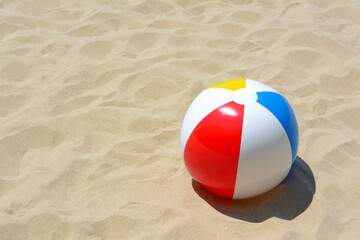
181, 79, 298, 199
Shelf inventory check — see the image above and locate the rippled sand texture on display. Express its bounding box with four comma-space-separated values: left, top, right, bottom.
1, 0, 360, 239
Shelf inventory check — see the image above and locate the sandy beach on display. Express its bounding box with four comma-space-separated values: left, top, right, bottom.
1, 0, 360, 239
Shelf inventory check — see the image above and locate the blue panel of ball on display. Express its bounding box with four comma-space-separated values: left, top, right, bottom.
256, 91, 299, 166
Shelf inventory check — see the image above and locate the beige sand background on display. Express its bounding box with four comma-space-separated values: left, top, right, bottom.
1, 0, 360, 239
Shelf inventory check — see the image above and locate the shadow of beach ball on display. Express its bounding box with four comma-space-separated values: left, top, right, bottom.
192, 156, 315, 222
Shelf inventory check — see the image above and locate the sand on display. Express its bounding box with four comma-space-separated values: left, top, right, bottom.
1, 0, 360, 239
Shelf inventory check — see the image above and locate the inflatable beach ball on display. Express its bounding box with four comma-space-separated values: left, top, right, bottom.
181, 79, 298, 199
